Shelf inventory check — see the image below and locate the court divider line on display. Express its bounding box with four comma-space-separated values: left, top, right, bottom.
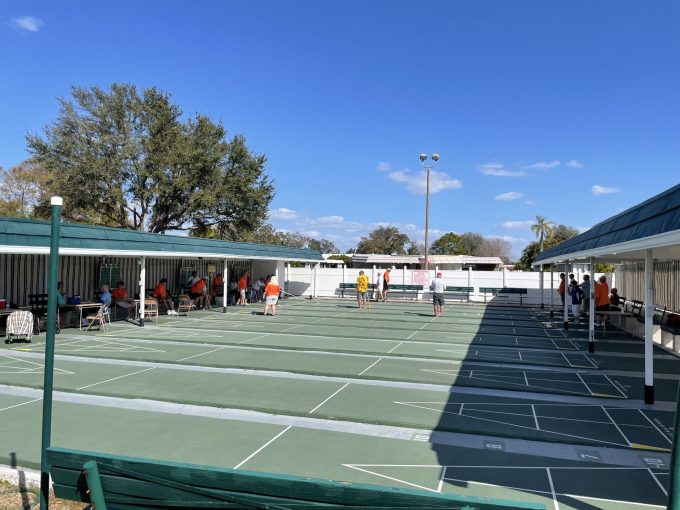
76, 367, 155, 391
308, 383, 350, 414
233, 425, 292, 469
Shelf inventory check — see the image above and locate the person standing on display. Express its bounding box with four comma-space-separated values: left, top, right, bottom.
237, 272, 249, 306
375, 271, 384, 301
356, 270, 369, 309
263, 276, 281, 316
569, 279, 583, 320
580, 275, 591, 317
383, 268, 391, 301
430, 272, 445, 317
595, 275, 611, 327
557, 273, 566, 306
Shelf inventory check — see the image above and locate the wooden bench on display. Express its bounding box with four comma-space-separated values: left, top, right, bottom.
386, 284, 424, 300
46, 447, 544, 509
337, 282, 376, 298
480, 287, 528, 305
442, 286, 473, 302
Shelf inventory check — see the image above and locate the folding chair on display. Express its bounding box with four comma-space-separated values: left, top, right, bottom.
144, 298, 159, 323
85, 304, 109, 332
177, 294, 195, 316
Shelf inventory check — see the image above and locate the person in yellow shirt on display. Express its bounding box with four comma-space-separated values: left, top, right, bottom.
356, 270, 370, 309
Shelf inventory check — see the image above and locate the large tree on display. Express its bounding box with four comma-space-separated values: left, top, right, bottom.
429, 232, 468, 255
356, 226, 411, 255
478, 237, 512, 262
27, 83, 274, 237
516, 223, 580, 269
0, 160, 53, 218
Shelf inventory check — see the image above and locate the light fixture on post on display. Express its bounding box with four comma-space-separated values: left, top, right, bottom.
420, 153, 440, 271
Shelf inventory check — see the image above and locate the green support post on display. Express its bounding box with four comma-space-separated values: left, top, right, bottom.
83, 461, 108, 510
40, 196, 62, 510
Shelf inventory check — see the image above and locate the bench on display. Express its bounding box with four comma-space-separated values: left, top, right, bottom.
442, 286, 473, 302
480, 287, 528, 305
337, 282, 376, 298
386, 284, 424, 300
46, 447, 544, 509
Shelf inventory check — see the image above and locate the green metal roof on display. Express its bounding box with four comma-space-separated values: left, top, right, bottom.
0, 216, 324, 261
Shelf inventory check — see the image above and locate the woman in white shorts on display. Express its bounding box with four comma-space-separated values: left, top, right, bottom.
263, 276, 281, 316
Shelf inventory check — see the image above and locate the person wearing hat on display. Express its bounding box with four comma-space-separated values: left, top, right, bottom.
430, 271, 446, 317
595, 275, 611, 327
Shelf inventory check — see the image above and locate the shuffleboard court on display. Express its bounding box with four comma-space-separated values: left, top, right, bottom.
1, 299, 678, 509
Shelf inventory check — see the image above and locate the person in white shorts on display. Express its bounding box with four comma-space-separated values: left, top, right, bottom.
263, 276, 281, 316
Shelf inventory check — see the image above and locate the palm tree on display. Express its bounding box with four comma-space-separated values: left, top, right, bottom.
531, 215, 554, 252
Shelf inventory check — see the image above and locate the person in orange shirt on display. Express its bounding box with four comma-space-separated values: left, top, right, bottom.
595, 275, 611, 327
263, 275, 281, 316
112, 280, 134, 319
382, 268, 391, 301
153, 278, 177, 315
237, 272, 249, 306
190, 276, 210, 309
210, 273, 224, 304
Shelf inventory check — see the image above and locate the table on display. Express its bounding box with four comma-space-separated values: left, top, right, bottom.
74, 303, 104, 331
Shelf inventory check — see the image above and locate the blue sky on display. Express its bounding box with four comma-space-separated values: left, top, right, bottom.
1, 1, 679, 256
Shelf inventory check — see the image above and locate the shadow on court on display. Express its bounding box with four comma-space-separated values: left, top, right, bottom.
428, 297, 669, 509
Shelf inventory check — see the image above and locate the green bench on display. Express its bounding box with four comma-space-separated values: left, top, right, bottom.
480, 287, 528, 305
386, 283, 424, 300
47, 447, 545, 509
442, 286, 474, 302
337, 282, 376, 298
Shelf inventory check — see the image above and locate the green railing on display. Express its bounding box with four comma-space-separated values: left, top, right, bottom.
48, 447, 546, 510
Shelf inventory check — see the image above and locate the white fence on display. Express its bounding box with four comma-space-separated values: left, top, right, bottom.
285, 266, 615, 306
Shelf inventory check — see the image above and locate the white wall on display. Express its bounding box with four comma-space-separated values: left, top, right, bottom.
284, 266, 614, 305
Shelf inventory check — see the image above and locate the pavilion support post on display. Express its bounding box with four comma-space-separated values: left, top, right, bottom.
40, 196, 62, 510
644, 249, 655, 404
539, 265, 544, 309
550, 270, 554, 318
563, 260, 570, 330
467, 266, 472, 302
223, 258, 228, 313
588, 257, 595, 353
139, 257, 146, 327
312, 263, 319, 298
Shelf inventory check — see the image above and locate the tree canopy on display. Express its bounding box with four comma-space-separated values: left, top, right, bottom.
27, 83, 274, 238
356, 226, 412, 254
516, 223, 580, 269
429, 232, 468, 255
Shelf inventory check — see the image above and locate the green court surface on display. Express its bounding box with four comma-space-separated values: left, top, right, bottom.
1, 298, 677, 509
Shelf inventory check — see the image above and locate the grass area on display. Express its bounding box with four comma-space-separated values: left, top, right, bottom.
0, 480, 85, 510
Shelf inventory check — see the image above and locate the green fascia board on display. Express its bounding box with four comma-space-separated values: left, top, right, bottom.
0, 216, 324, 261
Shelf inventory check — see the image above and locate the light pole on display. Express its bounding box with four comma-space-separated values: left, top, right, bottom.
420, 153, 440, 271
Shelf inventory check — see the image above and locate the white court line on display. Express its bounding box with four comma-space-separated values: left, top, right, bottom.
0, 398, 42, 413
638, 409, 673, 444
280, 324, 304, 333
523, 371, 529, 387
575, 372, 595, 394
604, 374, 629, 398
238, 333, 272, 344
357, 358, 382, 376
176, 345, 228, 362
76, 367, 155, 391
436, 466, 446, 493
531, 404, 540, 430
308, 383, 350, 414
233, 426, 291, 469
387, 341, 404, 354
648, 468, 668, 497
600, 406, 632, 447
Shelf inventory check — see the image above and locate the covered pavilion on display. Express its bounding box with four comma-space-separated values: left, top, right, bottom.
533, 182, 680, 404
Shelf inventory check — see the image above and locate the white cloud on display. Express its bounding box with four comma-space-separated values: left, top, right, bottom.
299, 229, 321, 238
268, 207, 299, 220
592, 185, 620, 196
501, 220, 533, 229
495, 191, 524, 201
388, 168, 462, 195
525, 200, 535, 205
478, 163, 526, 177
9, 16, 44, 32
566, 160, 584, 168
489, 235, 528, 243
521, 160, 561, 170
576, 226, 591, 234
376, 161, 391, 172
